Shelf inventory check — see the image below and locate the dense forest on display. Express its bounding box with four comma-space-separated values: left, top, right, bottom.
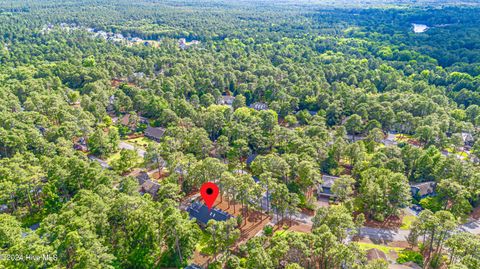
1, 0, 480, 268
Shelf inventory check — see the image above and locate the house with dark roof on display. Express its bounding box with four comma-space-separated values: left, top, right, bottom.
317, 175, 340, 198
136, 171, 150, 185
136, 171, 161, 197
73, 137, 88, 152
140, 180, 161, 197
249, 102, 268, 111
410, 181, 436, 199
144, 126, 166, 142
187, 202, 233, 228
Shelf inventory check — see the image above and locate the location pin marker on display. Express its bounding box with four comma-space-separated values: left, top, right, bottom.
200, 182, 219, 211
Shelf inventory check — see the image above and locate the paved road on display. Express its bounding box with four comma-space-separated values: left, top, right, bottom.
119, 141, 146, 157
459, 218, 480, 234
271, 209, 314, 226
88, 156, 111, 169
358, 227, 410, 244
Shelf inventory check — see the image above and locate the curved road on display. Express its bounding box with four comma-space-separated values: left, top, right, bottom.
358, 218, 480, 243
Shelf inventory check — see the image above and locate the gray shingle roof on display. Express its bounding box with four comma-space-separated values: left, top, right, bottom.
249, 102, 268, 111
187, 202, 232, 225
145, 126, 165, 140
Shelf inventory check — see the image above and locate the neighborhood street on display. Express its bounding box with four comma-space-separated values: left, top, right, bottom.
358, 227, 410, 243
459, 218, 480, 234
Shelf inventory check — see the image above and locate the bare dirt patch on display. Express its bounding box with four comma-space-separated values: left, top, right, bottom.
213, 198, 272, 244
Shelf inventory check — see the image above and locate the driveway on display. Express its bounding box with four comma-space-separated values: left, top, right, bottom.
88, 155, 111, 169
119, 141, 146, 157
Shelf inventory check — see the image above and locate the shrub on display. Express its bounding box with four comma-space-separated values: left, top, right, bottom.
397, 250, 423, 266
263, 225, 273, 236
226, 255, 241, 269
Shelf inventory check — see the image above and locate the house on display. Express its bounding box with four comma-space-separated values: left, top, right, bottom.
119, 114, 133, 128
144, 126, 166, 142
138, 116, 149, 124
137, 172, 161, 197
73, 143, 87, 152
136, 171, 150, 185
106, 95, 115, 112
111, 116, 119, 124
317, 175, 340, 198
73, 137, 87, 152
219, 95, 235, 106
140, 180, 161, 197
410, 181, 436, 199
249, 102, 268, 111
132, 72, 145, 79
179, 38, 200, 49
461, 132, 474, 147
187, 202, 233, 228
346, 134, 366, 142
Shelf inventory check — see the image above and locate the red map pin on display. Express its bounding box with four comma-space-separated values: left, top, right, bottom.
200, 182, 219, 211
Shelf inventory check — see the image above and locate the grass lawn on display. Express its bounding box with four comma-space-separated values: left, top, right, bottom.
125, 137, 151, 150
273, 229, 294, 238
445, 147, 469, 158
400, 215, 417, 230
357, 242, 404, 254
106, 151, 143, 166
106, 151, 121, 164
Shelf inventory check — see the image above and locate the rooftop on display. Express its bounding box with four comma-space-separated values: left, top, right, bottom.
321, 174, 340, 188
187, 202, 232, 225
410, 181, 436, 197
219, 95, 235, 105
249, 102, 268, 111
145, 126, 166, 140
